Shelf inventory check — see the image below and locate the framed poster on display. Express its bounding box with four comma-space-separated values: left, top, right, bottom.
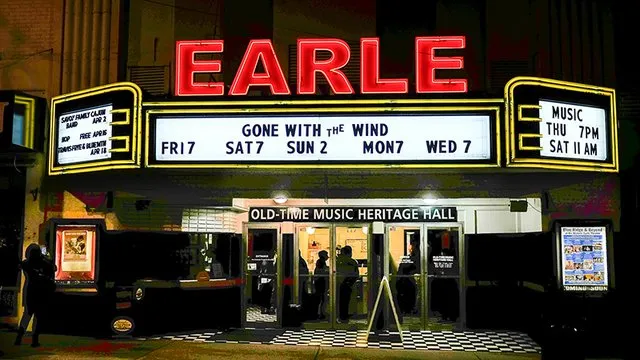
560, 226, 609, 291
54, 225, 97, 282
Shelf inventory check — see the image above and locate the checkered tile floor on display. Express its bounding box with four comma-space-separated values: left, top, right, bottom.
137, 329, 540, 353
246, 305, 278, 323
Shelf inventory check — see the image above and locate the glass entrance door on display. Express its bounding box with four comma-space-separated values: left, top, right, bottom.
244, 225, 281, 327
334, 225, 370, 329
425, 225, 464, 330
384, 223, 464, 330
385, 224, 424, 330
294, 224, 371, 329
295, 224, 332, 328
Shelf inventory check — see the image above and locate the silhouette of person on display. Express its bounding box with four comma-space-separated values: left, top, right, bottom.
258, 253, 277, 315
14, 244, 57, 347
336, 246, 359, 322
297, 251, 310, 317
314, 250, 329, 319
397, 239, 420, 315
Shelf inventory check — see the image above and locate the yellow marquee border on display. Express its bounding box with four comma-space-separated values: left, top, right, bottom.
43, 76, 621, 174
48, 82, 143, 175
143, 102, 502, 169
504, 76, 618, 173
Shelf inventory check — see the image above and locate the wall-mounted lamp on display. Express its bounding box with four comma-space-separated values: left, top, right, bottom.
361, 226, 369, 234
306, 227, 315, 235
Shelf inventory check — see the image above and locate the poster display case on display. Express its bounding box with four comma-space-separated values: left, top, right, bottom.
49, 219, 103, 289
554, 220, 613, 293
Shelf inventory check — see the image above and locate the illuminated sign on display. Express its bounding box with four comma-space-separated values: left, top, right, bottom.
57, 104, 114, 165
54, 225, 97, 282
175, 36, 468, 96
153, 114, 491, 163
49, 82, 143, 175
505, 77, 618, 172
249, 206, 457, 222
145, 100, 501, 169
560, 226, 609, 292
538, 100, 608, 161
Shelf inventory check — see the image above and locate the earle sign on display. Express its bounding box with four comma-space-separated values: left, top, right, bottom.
153, 113, 492, 163
175, 36, 468, 96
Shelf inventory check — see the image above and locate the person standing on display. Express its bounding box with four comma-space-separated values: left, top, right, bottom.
314, 250, 329, 319
336, 246, 359, 322
14, 244, 57, 347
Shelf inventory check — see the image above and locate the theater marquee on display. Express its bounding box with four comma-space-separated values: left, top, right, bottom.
144, 101, 501, 168
505, 77, 618, 172
48, 83, 143, 175
45, 36, 619, 175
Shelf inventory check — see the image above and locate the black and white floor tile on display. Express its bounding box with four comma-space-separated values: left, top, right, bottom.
246, 305, 278, 323
271, 329, 369, 348
137, 328, 540, 353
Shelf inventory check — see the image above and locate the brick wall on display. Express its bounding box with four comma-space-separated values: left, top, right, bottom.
0, 0, 62, 97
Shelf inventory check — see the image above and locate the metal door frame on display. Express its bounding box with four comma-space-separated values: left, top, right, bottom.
383, 223, 426, 328
424, 222, 466, 329
294, 223, 334, 326
293, 223, 371, 329
332, 223, 372, 329
242, 223, 282, 328
384, 222, 465, 330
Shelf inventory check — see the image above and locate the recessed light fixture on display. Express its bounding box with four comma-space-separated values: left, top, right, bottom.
273, 195, 288, 204
422, 194, 438, 205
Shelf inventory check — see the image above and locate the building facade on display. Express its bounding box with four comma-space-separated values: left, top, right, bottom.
0, 2, 632, 353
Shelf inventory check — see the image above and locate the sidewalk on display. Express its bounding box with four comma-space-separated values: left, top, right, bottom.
0, 331, 541, 359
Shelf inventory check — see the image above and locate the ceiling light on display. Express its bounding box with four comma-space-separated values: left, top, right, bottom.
306, 227, 315, 235
422, 194, 438, 205
273, 195, 288, 204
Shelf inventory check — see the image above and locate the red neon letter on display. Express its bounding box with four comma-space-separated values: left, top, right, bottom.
416, 36, 467, 93
297, 39, 354, 95
175, 40, 224, 96
229, 40, 290, 96
360, 38, 408, 94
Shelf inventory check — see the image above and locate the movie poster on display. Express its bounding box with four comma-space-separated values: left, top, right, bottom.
561, 226, 608, 291
55, 225, 97, 281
